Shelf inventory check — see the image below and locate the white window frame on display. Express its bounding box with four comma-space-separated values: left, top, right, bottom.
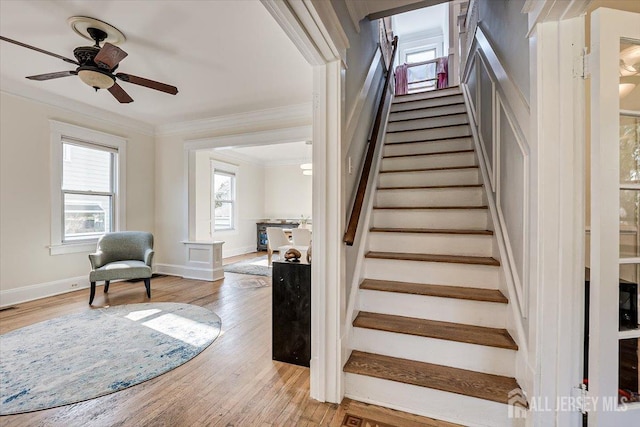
210, 160, 237, 233
49, 120, 127, 255
405, 47, 437, 64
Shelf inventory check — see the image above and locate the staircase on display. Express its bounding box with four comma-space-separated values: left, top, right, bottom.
343, 87, 524, 427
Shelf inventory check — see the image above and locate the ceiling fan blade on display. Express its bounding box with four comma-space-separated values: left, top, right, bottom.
108, 83, 134, 103
94, 43, 128, 70
0, 35, 79, 65
26, 70, 77, 81
116, 73, 178, 95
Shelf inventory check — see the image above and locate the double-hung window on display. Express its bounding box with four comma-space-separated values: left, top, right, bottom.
50, 120, 126, 254
211, 161, 236, 232
62, 142, 115, 241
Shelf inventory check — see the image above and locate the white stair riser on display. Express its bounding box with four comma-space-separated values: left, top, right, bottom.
344, 374, 524, 427
372, 209, 489, 230
386, 125, 471, 144
358, 289, 507, 328
375, 187, 484, 208
386, 114, 468, 133
381, 151, 476, 171
364, 258, 499, 288
378, 169, 480, 187
352, 328, 515, 376
393, 87, 462, 104
368, 232, 492, 257
391, 94, 465, 113
389, 103, 466, 122
383, 138, 473, 156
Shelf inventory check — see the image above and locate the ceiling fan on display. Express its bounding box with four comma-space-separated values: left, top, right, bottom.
0, 17, 178, 103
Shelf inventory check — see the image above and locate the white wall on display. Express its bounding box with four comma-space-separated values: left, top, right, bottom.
263, 164, 312, 220
155, 113, 312, 271
0, 92, 155, 298
193, 150, 266, 257
478, 0, 530, 103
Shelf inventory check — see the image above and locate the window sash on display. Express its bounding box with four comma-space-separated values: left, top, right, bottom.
212, 170, 236, 232
62, 191, 114, 242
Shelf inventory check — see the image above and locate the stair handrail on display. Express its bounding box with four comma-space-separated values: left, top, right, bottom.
343, 36, 398, 246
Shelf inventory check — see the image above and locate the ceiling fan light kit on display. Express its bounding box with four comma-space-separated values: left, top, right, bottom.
0, 16, 178, 104
78, 67, 115, 90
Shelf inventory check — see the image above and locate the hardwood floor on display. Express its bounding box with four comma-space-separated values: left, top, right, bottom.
0, 253, 452, 427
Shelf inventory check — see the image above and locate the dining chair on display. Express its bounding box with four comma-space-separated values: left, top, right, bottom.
266, 227, 290, 266
291, 228, 311, 246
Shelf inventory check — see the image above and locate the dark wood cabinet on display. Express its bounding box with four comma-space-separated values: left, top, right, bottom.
272, 260, 311, 367
256, 222, 299, 251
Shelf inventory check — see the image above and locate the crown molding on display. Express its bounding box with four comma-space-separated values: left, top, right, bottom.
156, 102, 312, 137
0, 77, 155, 136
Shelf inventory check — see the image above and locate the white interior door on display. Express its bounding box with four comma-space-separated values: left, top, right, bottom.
589, 7, 640, 426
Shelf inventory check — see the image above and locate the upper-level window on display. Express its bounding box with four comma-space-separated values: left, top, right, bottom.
212, 168, 236, 232
406, 48, 437, 64
50, 120, 126, 255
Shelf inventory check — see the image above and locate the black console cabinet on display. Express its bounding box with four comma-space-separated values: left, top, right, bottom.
272, 260, 311, 367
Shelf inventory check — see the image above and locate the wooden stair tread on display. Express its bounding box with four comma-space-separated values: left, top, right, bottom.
386, 135, 471, 145
385, 135, 472, 146
343, 399, 464, 427
370, 227, 492, 235
384, 149, 474, 159
354, 312, 517, 350
344, 350, 520, 404
387, 123, 469, 134
360, 278, 507, 303
373, 205, 488, 210
379, 165, 478, 173
377, 184, 483, 190
393, 91, 462, 104
365, 251, 500, 266
388, 111, 467, 124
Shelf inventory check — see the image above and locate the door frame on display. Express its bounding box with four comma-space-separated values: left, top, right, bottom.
589, 7, 640, 425
261, 0, 347, 403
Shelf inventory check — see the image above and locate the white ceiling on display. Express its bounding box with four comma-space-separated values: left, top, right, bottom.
0, 0, 312, 126
216, 141, 312, 166
392, 2, 448, 38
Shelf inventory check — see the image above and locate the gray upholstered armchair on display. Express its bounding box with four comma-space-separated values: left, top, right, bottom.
88, 231, 154, 305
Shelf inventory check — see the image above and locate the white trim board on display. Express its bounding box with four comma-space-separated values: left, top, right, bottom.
155, 264, 224, 282
0, 275, 90, 308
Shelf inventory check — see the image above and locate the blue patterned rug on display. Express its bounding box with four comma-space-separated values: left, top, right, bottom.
224, 255, 272, 277
0, 302, 221, 415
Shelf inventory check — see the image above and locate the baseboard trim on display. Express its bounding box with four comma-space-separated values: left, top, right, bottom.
155, 263, 224, 282
223, 245, 256, 259
0, 275, 90, 308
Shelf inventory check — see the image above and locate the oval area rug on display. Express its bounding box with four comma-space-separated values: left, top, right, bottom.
0, 302, 221, 415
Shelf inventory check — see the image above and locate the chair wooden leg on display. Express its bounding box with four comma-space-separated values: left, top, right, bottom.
144, 278, 151, 298
104, 280, 110, 293
89, 282, 96, 305
268, 249, 273, 266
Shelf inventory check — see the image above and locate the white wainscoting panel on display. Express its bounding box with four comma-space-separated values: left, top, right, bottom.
478, 55, 496, 191
496, 95, 529, 312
